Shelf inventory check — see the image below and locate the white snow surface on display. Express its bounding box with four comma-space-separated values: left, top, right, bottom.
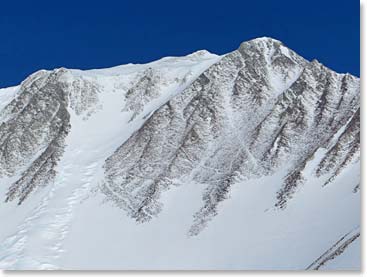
0, 86, 19, 114
0, 48, 360, 270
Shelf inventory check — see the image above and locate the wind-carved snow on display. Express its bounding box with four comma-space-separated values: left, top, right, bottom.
0, 37, 360, 270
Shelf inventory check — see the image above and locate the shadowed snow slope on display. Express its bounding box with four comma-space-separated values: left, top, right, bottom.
0, 37, 360, 270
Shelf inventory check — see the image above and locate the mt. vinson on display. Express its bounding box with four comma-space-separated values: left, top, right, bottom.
0, 37, 360, 270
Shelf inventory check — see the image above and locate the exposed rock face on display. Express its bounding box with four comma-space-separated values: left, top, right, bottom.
122, 68, 163, 121
0, 69, 71, 204
315, 108, 360, 186
1, 38, 359, 221
0, 37, 360, 270
0, 50, 221, 207
102, 38, 359, 234
306, 228, 360, 270
0, 68, 108, 204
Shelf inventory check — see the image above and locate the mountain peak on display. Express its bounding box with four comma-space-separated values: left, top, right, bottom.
0, 38, 360, 270
248, 36, 283, 43
239, 36, 283, 49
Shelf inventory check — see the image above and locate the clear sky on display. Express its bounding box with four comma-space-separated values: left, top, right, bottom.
0, 0, 359, 88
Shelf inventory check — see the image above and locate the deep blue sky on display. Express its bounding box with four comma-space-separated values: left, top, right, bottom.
0, 0, 359, 88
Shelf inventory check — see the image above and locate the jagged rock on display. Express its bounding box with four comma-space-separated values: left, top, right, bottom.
0, 37, 360, 270
102, 37, 360, 229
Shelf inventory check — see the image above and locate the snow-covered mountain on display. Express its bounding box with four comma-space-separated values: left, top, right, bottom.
0, 37, 360, 270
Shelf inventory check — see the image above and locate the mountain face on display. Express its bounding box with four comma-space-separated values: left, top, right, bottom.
0, 38, 360, 270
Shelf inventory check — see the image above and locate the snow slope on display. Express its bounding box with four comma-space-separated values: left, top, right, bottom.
0, 38, 360, 270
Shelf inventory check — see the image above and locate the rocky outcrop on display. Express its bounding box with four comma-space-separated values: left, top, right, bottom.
0, 69, 70, 204
1, 68, 106, 204
306, 228, 360, 270
0, 37, 360, 270
315, 108, 360, 186
0, 37, 360, 236
102, 37, 360, 233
